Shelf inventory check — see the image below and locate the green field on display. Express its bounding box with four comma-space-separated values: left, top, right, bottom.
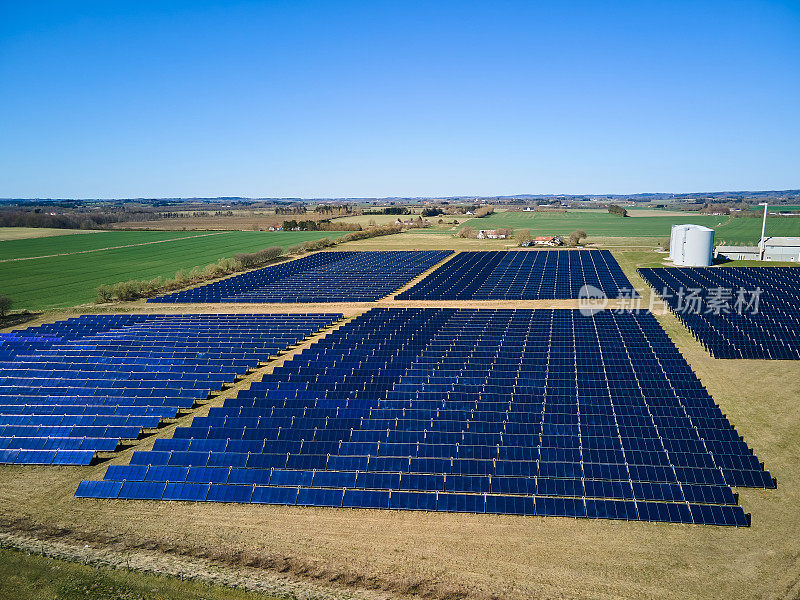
0, 230, 214, 260
0, 230, 345, 310
460, 211, 724, 237
714, 217, 800, 244
458, 211, 800, 243
748, 204, 800, 211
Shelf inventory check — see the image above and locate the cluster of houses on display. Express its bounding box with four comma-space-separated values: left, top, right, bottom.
522, 235, 563, 247
477, 229, 508, 239
477, 230, 564, 246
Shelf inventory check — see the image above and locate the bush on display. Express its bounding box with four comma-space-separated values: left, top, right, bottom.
474, 205, 494, 218
112, 281, 143, 301
140, 277, 164, 296
287, 244, 305, 255
203, 262, 227, 278
302, 238, 336, 251
233, 246, 283, 269
340, 224, 402, 242
0, 295, 12, 317
568, 230, 587, 247
457, 226, 477, 238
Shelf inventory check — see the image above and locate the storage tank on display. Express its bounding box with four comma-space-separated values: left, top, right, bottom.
671, 224, 714, 266
669, 225, 686, 263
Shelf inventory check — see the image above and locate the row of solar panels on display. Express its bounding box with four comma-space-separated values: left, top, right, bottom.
148, 251, 452, 303
143, 250, 637, 303
79, 308, 772, 524
397, 250, 636, 300
639, 266, 800, 360
88, 460, 739, 503
75, 480, 749, 526
0, 313, 343, 464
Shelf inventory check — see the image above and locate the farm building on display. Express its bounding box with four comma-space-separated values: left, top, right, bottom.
477, 229, 508, 239
715, 237, 800, 262
519, 236, 563, 247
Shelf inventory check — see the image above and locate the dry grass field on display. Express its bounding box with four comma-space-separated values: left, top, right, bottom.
0, 227, 104, 241
0, 244, 798, 600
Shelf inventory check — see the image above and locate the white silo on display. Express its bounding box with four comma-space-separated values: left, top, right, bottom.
671, 224, 714, 266
669, 225, 687, 263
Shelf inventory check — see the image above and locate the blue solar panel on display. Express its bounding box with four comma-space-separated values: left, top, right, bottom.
80, 308, 772, 526
148, 251, 452, 303
0, 313, 341, 465
639, 266, 800, 359
398, 250, 636, 300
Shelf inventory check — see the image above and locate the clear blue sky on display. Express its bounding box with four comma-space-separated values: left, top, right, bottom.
1, 1, 798, 198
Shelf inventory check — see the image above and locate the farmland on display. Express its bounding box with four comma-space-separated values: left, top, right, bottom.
712, 216, 800, 244
459, 210, 724, 236
0, 227, 105, 241
0, 216, 799, 600
0, 230, 346, 310
0, 247, 797, 600
458, 210, 800, 243
0, 230, 215, 260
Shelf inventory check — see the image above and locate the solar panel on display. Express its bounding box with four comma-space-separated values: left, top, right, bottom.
147, 251, 452, 303
639, 266, 800, 359
397, 250, 636, 300
80, 308, 772, 525
0, 313, 342, 464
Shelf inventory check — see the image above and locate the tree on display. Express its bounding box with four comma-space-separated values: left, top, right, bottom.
607, 204, 628, 217
0, 295, 12, 317
568, 230, 587, 247
515, 229, 532, 246
95, 284, 113, 303
421, 207, 444, 217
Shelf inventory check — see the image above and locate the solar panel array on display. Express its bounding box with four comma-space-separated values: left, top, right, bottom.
639, 267, 800, 359
79, 308, 772, 526
0, 313, 341, 465
397, 250, 637, 300
148, 251, 452, 303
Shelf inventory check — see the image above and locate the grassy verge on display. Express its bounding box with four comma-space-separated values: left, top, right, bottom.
0, 547, 283, 600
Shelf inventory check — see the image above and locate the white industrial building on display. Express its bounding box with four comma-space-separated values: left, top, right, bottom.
714, 237, 800, 262
669, 224, 715, 266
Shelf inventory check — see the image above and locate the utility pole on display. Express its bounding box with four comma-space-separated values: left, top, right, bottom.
758, 202, 768, 260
